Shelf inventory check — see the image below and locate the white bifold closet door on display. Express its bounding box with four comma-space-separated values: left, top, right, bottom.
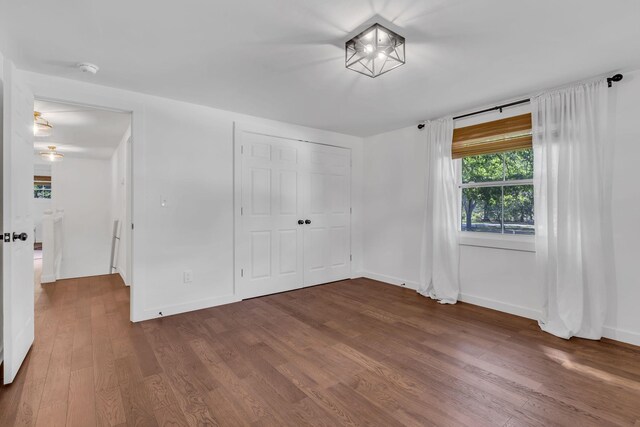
238, 131, 351, 299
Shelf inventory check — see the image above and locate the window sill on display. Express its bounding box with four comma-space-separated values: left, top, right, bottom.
458, 232, 535, 252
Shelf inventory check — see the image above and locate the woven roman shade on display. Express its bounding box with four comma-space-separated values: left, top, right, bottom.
34, 175, 52, 184
452, 113, 532, 159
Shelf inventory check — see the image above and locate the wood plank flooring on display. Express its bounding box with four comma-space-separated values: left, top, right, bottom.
2, 264, 640, 426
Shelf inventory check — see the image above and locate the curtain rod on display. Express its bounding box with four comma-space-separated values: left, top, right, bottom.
417, 73, 623, 130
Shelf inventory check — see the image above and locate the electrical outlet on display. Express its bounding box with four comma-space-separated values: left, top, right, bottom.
183, 270, 193, 283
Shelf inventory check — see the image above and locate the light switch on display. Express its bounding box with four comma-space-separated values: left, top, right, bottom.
183, 270, 193, 283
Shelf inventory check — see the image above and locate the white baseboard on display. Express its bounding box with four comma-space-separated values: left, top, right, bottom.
40, 274, 56, 284
602, 325, 640, 347
458, 292, 541, 320
117, 267, 130, 286
360, 271, 420, 290
136, 294, 241, 322
361, 270, 640, 347
361, 271, 540, 319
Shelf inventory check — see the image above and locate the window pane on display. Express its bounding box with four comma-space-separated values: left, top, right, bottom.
503, 185, 534, 235
461, 187, 502, 233
34, 184, 52, 199
504, 148, 533, 180
462, 153, 503, 183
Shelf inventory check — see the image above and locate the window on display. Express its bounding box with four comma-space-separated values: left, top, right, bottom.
34, 175, 52, 199
455, 114, 534, 235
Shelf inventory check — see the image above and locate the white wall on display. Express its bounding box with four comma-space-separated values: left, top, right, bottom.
22, 70, 364, 322
110, 125, 130, 284
52, 157, 113, 279
607, 69, 640, 345
362, 70, 640, 346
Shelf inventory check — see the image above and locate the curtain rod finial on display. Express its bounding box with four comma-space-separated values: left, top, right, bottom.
417, 123, 425, 130
607, 73, 623, 87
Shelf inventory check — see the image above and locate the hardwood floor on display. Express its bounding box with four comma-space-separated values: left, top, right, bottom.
2, 267, 640, 426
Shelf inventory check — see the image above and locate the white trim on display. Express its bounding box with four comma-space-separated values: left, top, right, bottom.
361, 271, 539, 320
40, 274, 56, 283
458, 292, 540, 320
361, 271, 420, 290
602, 326, 640, 347
459, 232, 535, 252
117, 267, 129, 286
139, 294, 241, 322
26, 91, 144, 323
233, 122, 243, 301
459, 178, 533, 189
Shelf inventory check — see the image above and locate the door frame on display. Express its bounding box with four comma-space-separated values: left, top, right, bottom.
233, 122, 353, 300
32, 95, 137, 319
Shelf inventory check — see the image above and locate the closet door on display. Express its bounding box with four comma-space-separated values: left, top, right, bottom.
239, 132, 304, 299
303, 144, 351, 286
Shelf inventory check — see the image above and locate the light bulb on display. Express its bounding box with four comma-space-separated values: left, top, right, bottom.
364, 44, 373, 54
377, 52, 386, 60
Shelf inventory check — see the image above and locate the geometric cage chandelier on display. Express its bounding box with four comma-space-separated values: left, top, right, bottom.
345, 23, 406, 78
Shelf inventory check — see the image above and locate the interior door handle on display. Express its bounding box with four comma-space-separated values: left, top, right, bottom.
305, 219, 311, 225
298, 220, 304, 225
12, 232, 28, 242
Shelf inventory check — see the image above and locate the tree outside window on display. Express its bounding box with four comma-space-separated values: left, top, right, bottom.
461, 148, 534, 235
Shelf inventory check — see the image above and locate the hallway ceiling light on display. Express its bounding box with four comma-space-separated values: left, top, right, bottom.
40, 145, 64, 162
346, 23, 405, 78
34, 111, 53, 136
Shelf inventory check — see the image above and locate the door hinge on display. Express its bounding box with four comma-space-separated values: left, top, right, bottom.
241, 145, 244, 154
350, 254, 353, 262
3, 233, 10, 243
131, 223, 134, 230
350, 207, 352, 214
240, 207, 243, 216
241, 268, 244, 277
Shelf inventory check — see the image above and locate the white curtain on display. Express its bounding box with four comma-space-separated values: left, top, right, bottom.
418, 118, 460, 304
533, 79, 612, 339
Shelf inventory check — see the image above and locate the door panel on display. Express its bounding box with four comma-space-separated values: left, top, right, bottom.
239, 132, 304, 299
303, 144, 351, 286
3, 62, 35, 384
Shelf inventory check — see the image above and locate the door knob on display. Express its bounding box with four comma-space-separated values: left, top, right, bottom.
297, 220, 304, 225
305, 219, 311, 224
12, 232, 28, 242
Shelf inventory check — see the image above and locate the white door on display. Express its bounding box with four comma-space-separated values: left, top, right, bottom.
303, 143, 351, 286
238, 132, 305, 299
2, 62, 35, 384
237, 129, 351, 299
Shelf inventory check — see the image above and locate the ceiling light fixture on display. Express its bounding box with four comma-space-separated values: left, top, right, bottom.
40, 145, 64, 162
33, 111, 53, 136
346, 23, 405, 78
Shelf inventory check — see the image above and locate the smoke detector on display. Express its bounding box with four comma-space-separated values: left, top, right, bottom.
77, 63, 99, 74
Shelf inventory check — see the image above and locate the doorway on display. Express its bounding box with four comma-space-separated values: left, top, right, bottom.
33, 99, 132, 285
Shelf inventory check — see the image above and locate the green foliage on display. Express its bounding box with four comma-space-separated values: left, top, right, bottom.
34, 184, 51, 199
461, 149, 534, 235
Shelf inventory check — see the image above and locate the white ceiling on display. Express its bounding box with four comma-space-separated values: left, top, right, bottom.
3, 1, 640, 137
34, 100, 131, 159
